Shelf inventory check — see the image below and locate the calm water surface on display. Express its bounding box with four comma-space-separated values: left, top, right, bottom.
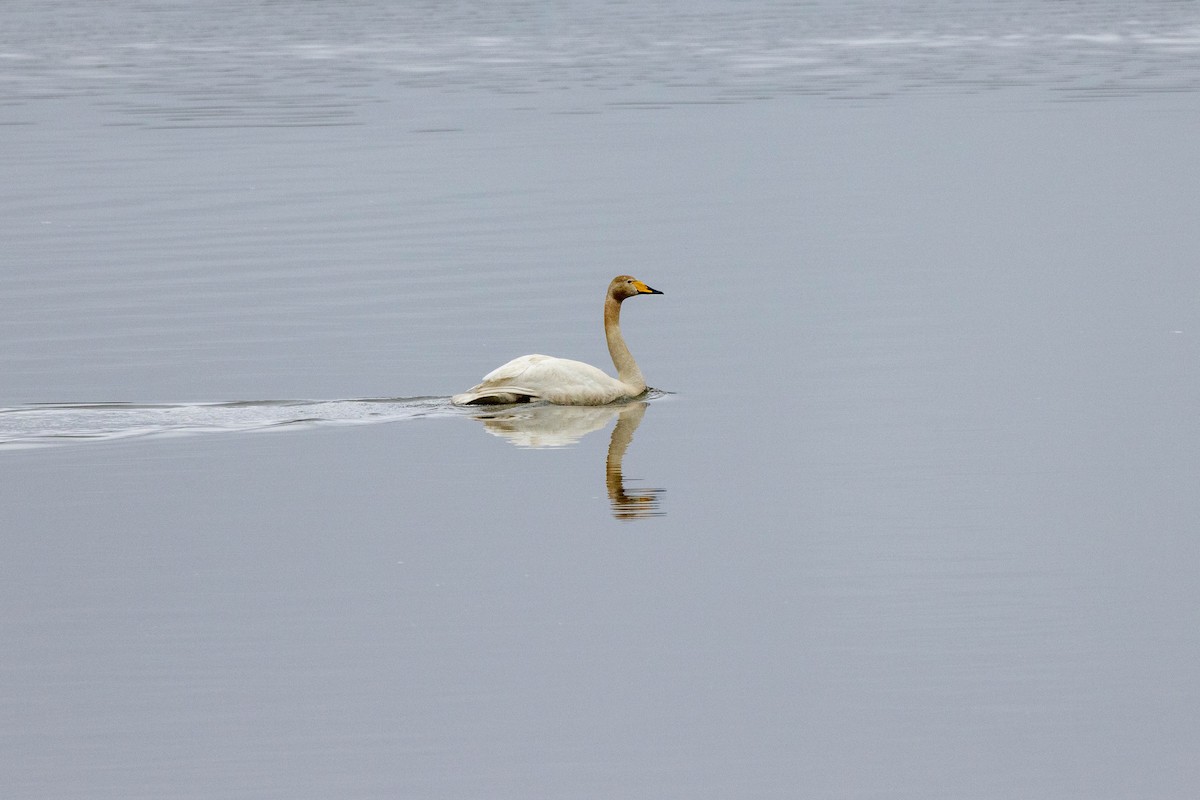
3, 1, 1200, 798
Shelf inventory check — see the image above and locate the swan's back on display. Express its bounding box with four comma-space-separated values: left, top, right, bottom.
452, 354, 631, 406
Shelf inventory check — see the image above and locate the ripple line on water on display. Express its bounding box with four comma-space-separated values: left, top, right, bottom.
0, 396, 459, 451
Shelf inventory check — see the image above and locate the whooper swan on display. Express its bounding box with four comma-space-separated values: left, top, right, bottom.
452, 275, 663, 406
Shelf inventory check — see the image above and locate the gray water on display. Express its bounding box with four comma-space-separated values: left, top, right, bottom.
3, 2, 1200, 797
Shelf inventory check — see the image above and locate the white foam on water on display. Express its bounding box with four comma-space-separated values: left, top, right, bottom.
0, 397, 457, 450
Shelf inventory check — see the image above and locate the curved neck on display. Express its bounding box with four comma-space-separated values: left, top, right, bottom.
604, 295, 645, 392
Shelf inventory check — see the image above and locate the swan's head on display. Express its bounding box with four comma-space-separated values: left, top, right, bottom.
610, 275, 664, 301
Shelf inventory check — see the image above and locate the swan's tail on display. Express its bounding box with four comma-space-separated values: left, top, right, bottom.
451, 389, 536, 406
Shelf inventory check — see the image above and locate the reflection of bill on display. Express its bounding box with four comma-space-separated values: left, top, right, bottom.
470, 401, 664, 521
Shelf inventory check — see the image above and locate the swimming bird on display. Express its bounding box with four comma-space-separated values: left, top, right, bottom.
452, 275, 663, 406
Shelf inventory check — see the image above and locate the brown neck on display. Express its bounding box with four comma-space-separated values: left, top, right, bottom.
604, 295, 645, 391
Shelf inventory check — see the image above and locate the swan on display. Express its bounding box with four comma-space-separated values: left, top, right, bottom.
452, 275, 663, 406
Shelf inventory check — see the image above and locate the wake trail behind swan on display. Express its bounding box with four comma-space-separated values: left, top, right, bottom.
0, 397, 459, 451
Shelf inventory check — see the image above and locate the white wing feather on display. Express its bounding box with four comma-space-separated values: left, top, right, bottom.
453, 354, 634, 405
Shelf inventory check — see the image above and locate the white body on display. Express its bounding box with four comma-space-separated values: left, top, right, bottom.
454, 353, 641, 406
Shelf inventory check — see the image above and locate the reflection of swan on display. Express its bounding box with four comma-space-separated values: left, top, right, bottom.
474, 404, 623, 448
470, 401, 664, 520
603, 402, 664, 520
452, 275, 663, 406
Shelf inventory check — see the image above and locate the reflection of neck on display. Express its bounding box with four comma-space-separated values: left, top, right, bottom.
606, 403, 640, 497
605, 296, 645, 391
605, 402, 662, 520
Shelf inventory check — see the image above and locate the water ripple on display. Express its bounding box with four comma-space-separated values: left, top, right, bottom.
1, 0, 1197, 126
0, 397, 456, 450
